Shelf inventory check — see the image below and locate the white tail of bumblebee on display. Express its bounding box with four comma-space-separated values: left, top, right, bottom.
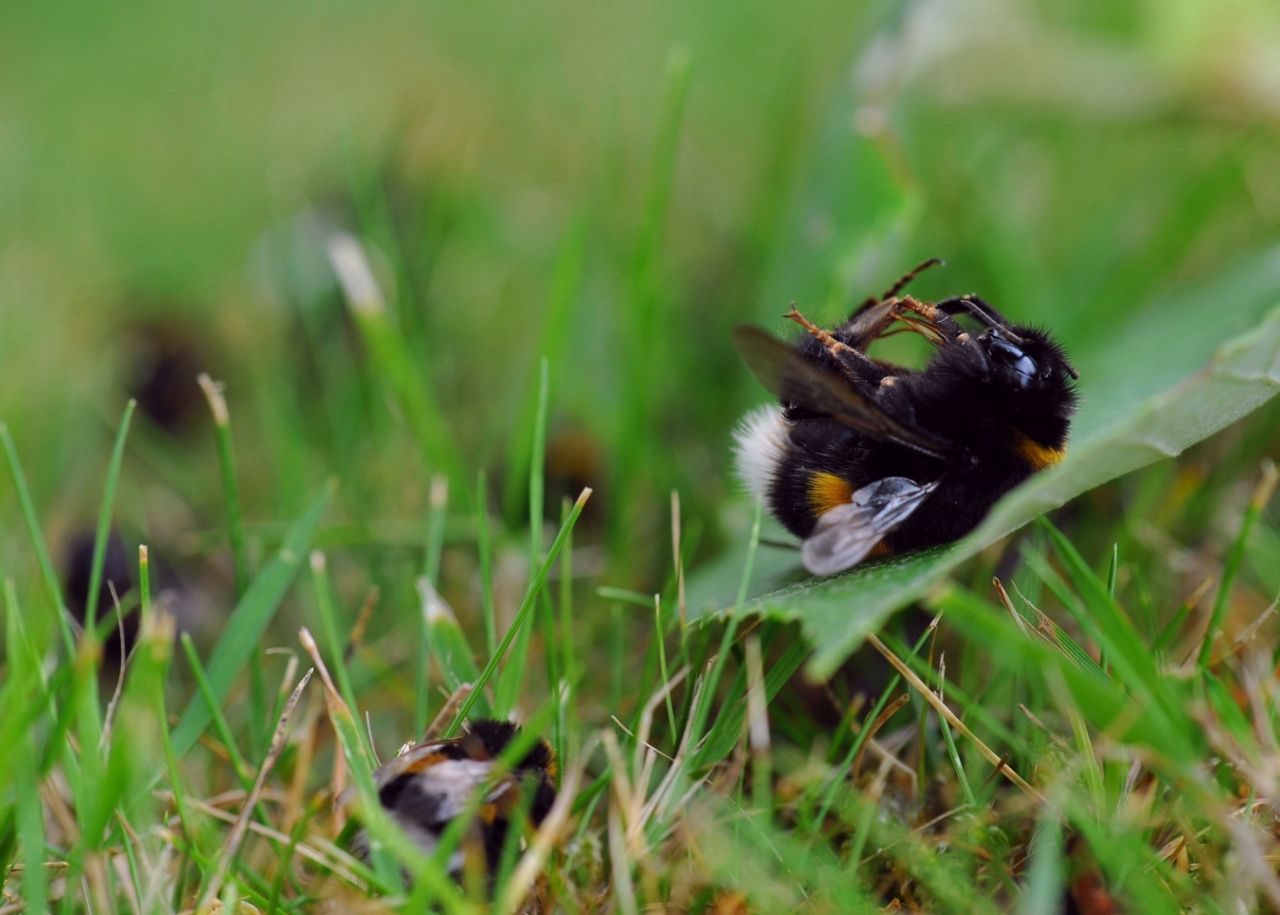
732, 404, 787, 502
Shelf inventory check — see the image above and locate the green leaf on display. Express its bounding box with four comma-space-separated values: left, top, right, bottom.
691, 275, 1280, 678
170, 480, 335, 756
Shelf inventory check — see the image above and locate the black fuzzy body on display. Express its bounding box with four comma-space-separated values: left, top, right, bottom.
764, 304, 1076, 555
368, 718, 557, 877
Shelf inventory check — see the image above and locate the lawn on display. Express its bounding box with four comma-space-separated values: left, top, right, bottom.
3, 0, 1280, 911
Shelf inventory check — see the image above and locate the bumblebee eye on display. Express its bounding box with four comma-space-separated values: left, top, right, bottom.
986, 335, 1038, 388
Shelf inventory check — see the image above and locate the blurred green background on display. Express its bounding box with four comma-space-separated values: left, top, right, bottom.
3, 0, 1280, 696
7, 4, 1280, 908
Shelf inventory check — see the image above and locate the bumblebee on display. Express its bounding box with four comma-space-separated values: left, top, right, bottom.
358, 718, 557, 877
733, 260, 1078, 575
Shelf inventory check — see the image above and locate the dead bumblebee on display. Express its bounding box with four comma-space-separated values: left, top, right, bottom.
734, 260, 1078, 575
357, 718, 557, 878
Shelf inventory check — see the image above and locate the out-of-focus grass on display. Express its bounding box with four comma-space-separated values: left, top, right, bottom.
2, 0, 1280, 911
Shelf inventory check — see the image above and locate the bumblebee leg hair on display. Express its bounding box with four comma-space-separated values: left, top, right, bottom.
833, 298, 901, 351
833, 293, 958, 352
881, 296, 967, 347
786, 306, 879, 377
891, 298, 993, 378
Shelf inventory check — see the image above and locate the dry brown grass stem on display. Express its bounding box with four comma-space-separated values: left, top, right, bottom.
498, 734, 600, 913
866, 633, 1045, 803
195, 666, 313, 912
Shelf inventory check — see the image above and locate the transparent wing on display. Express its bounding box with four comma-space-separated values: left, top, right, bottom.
732, 325, 966, 466
838, 297, 901, 350
801, 476, 941, 576
369, 739, 455, 789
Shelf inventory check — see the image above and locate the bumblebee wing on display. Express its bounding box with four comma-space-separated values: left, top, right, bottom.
368, 739, 457, 789
733, 325, 965, 465
838, 297, 900, 350
801, 476, 940, 576
382, 758, 496, 824
339, 738, 458, 809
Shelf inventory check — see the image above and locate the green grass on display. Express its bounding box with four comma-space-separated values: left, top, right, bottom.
4, 0, 1280, 911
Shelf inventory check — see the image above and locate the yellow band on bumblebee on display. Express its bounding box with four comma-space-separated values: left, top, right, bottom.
808, 471, 854, 515
1016, 435, 1066, 471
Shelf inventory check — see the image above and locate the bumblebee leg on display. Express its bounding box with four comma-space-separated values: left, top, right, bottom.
880, 296, 966, 347
831, 299, 900, 351
934, 294, 1012, 331
786, 306, 881, 383
847, 257, 945, 319
876, 373, 920, 426
879, 257, 944, 302
832, 294, 956, 352
786, 306, 850, 355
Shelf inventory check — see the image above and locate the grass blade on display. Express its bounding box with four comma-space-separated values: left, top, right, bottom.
195, 668, 312, 911
1198, 460, 1278, 670
327, 232, 459, 484
0, 423, 74, 657
84, 399, 136, 633
450, 487, 591, 734
418, 475, 449, 733
495, 358, 551, 717
171, 479, 335, 757
197, 375, 250, 594
475, 471, 498, 657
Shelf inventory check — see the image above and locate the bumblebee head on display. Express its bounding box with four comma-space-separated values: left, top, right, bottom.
933, 294, 1078, 414
462, 718, 557, 780
972, 330, 1075, 394
461, 719, 558, 827
976, 325, 1077, 403
933, 318, 1078, 449
358, 718, 560, 878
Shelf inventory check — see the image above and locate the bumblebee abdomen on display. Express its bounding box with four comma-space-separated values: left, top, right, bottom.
881, 459, 1025, 553
766, 454, 866, 539
732, 405, 789, 503
735, 406, 884, 538
807, 471, 854, 516
1014, 433, 1067, 471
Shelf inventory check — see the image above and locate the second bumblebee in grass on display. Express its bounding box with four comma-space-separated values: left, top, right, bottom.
357, 718, 557, 879
734, 260, 1078, 575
